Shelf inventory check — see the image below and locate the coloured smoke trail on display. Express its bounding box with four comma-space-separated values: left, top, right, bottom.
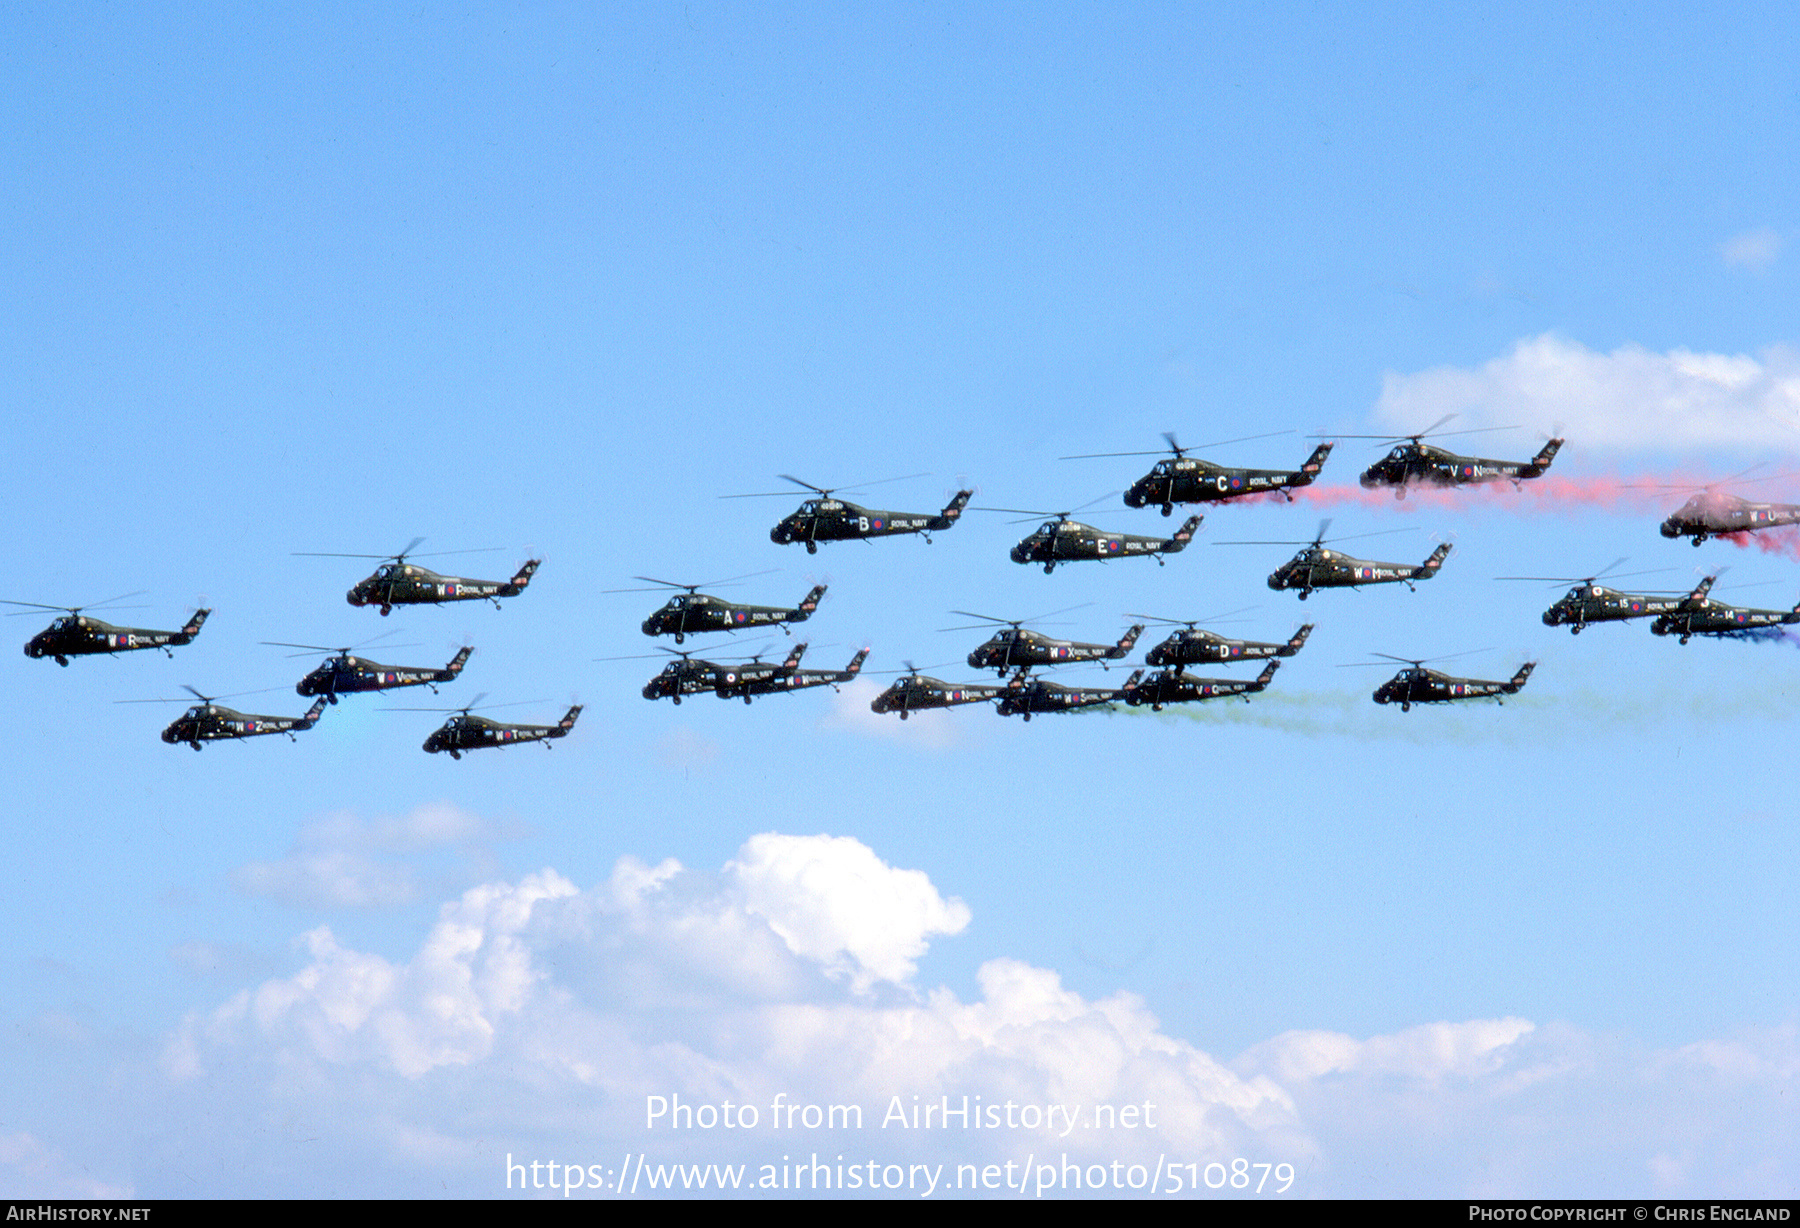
1215, 473, 1796, 520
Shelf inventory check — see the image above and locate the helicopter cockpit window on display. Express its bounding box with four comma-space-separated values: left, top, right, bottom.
1040, 522, 1058, 534
669, 595, 686, 607
377, 564, 395, 578
52, 616, 73, 631
801, 501, 819, 514
186, 706, 204, 720
1390, 448, 1406, 460
1153, 461, 1171, 475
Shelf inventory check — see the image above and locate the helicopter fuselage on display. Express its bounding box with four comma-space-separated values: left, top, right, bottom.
25, 610, 209, 666
424, 706, 581, 758
1124, 444, 1332, 514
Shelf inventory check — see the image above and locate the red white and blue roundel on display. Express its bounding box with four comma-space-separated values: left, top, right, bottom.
1736, 612, 1749, 624
871, 518, 884, 530
1459, 464, 1476, 478
1628, 600, 1644, 613
733, 611, 748, 623
1358, 567, 1375, 579
1228, 475, 1245, 490
1100, 539, 1123, 553
445, 583, 460, 597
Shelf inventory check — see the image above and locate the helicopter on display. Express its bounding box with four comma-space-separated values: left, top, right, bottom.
995, 668, 1142, 721
1501, 560, 1685, 634
1220, 520, 1451, 599
264, 634, 474, 703
1658, 490, 1800, 546
9, 594, 210, 666
1064, 432, 1334, 515
624, 574, 827, 644
1367, 656, 1535, 711
411, 696, 583, 759
128, 686, 328, 751
728, 475, 974, 553
1136, 612, 1313, 667
987, 503, 1201, 573
296, 540, 541, 616
949, 607, 1142, 675
1649, 575, 1800, 643
716, 646, 869, 704
868, 662, 1021, 720
1122, 660, 1280, 711
1341, 416, 1563, 498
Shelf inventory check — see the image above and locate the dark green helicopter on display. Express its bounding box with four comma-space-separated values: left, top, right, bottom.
297, 539, 540, 616
1365, 654, 1535, 711
398, 694, 582, 759
868, 662, 1021, 720
619, 573, 827, 644
1501, 560, 1684, 634
1221, 520, 1451, 600
1658, 490, 1800, 546
1649, 575, 1800, 643
122, 686, 327, 751
949, 606, 1142, 675
1063, 431, 1333, 515
9, 593, 210, 666
264, 633, 473, 703
717, 646, 869, 704
985, 501, 1201, 573
1133, 610, 1313, 667
995, 668, 1142, 721
1123, 660, 1279, 711
728, 474, 974, 553
1338, 416, 1563, 499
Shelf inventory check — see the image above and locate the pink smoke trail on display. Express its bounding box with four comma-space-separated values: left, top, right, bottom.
1221, 473, 1744, 514
1718, 528, 1800, 561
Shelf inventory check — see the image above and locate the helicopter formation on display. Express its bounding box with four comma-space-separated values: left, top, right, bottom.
26, 425, 1800, 742
18, 540, 572, 755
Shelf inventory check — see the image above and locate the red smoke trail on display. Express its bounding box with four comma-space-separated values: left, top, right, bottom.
1222, 474, 1716, 515
1719, 528, 1800, 561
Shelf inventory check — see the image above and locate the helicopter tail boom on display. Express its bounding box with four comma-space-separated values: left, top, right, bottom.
175, 608, 212, 644
1524, 438, 1564, 476
795, 584, 827, 619
1419, 542, 1452, 577
1682, 576, 1716, 608
1282, 624, 1314, 655
443, 646, 474, 677
1165, 516, 1203, 552
1299, 442, 1333, 480
557, 704, 583, 733
1114, 625, 1144, 656
500, 559, 541, 596
1254, 660, 1280, 690
1504, 662, 1536, 693
929, 490, 974, 531
300, 697, 328, 727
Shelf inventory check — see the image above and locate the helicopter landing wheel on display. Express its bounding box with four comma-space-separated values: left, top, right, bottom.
1693, 538, 1705, 547
806, 542, 817, 554
743, 695, 752, 705
1681, 635, 1690, 645
674, 633, 684, 644
899, 711, 909, 720
327, 694, 338, 705
1401, 702, 1411, 712
1571, 626, 1582, 635
450, 749, 461, 760
1161, 505, 1172, 517
671, 695, 681, 705
1298, 591, 1310, 601
1395, 487, 1407, 500
1043, 564, 1055, 574
190, 741, 202, 751
380, 605, 392, 617
55, 656, 69, 667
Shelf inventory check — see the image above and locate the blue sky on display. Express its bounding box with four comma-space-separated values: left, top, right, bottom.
4, 3, 1797, 1198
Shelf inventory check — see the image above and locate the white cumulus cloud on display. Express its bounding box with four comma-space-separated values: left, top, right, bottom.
1721, 227, 1783, 272
153, 833, 1800, 1198
1376, 334, 1800, 452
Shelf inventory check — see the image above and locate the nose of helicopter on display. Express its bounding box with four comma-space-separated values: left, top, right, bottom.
1659, 520, 1680, 538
